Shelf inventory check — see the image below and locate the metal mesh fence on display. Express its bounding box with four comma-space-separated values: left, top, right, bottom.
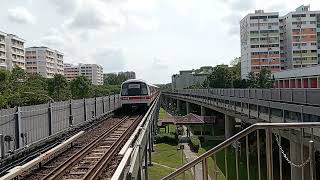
0, 95, 119, 157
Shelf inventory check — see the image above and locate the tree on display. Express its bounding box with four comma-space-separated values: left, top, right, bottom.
70, 76, 91, 99
104, 73, 128, 85
91, 85, 111, 97
247, 72, 257, 88
247, 68, 274, 88
205, 66, 232, 88
256, 68, 274, 88
48, 74, 70, 101
0, 69, 10, 94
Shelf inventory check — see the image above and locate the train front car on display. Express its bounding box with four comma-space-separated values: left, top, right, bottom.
120, 79, 158, 111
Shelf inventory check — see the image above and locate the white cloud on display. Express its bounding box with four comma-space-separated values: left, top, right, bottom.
93, 48, 126, 72
152, 58, 169, 70
8, 7, 36, 24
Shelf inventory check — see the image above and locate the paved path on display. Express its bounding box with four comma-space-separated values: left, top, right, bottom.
180, 126, 211, 180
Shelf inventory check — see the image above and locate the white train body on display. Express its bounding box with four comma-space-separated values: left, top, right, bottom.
120, 79, 159, 108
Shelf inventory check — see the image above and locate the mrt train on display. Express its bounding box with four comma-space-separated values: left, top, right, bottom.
120, 79, 159, 110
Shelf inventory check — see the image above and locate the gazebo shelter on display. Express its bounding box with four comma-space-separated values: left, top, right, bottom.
158, 113, 215, 135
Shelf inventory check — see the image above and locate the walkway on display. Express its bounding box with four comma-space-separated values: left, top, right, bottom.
180, 126, 211, 180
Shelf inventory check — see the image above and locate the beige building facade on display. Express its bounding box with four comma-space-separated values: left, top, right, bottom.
25, 47, 64, 78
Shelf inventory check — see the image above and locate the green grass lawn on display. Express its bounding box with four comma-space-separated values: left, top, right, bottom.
149, 143, 193, 180
159, 107, 168, 119
197, 146, 226, 180
200, 141, 264, 180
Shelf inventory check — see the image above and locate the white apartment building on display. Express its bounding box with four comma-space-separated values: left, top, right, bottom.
79, 64, 103, 85
25, 47, 64, 78
0, 31, 25, 70
240, 10, 281, 79
280, 5, 320, 69
64, 63, 104, 85
240, 5, 320, 79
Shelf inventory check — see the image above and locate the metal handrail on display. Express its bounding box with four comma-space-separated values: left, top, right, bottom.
162, 122, 320, 180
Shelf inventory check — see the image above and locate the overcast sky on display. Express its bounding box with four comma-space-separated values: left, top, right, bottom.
1, 0, 320, 84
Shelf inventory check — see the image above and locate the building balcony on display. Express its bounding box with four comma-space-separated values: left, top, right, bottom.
293, 53, 318, 57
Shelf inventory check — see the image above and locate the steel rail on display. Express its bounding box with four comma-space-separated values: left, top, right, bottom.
83, 115, 142, 180
162, 122, 320, 180
41, 115, 130, 180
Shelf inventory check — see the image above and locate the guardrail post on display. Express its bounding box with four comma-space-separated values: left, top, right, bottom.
114, 95, 116, 110
102, 97, 105, 114
202, 158, 208, 180
83, 99, 87, 121
69, 100, 73, 126
108, 96, 111, 111
94, 97, 97, 117
14, 106, 21, 149
266, 128, 273, 180
48, 102, 53, 135
309, 140, 315, 180
0, 134, 4, 159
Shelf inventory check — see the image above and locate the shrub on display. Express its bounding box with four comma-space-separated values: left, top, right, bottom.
155, 134, 178, 145
189, 136, 201, 153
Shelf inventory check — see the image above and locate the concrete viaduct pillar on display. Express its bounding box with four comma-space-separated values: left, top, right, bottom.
177, 99, 181, 114
225, 115, 235, 139
186, 102, 191, 114
201, 106, 206, 116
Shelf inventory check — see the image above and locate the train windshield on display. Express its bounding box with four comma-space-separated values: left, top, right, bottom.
121, 82, 148, 96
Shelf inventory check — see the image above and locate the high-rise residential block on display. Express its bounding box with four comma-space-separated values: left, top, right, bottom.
240, 5, 320, 79
64, 63, 104, 85
0, 31, 25, 70
280, 5, 320, 69
0, 31, 6, 70
79, 64, 103, 85
240, 10, 281, 79
25, 47, 64, 78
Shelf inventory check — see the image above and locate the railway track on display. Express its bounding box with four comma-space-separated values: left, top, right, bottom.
22, 115, 142, 180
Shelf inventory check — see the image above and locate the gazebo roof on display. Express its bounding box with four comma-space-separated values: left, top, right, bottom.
159, 113, 215, 125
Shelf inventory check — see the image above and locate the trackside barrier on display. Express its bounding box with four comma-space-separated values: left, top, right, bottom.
111, 95, 160, 180
0, 94, 120, 158
0, 131, 84, 180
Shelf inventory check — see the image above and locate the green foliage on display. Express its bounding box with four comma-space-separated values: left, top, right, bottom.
70, 76, 91, 99
103, 73, 128, 85
205, 66, 232, 88
48, 74, 70, 101
155, 134, 178, 145
189, 136, 200, 153
0, 68, 121, 109
204, 58, 274, 89
247, 68, 274, 88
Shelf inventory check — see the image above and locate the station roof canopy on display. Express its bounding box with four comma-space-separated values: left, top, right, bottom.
159, 113, 215, 126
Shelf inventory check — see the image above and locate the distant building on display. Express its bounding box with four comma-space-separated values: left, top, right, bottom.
171, 68, 210, 90
240, 10, 281, 79
79, 64, 103, 85
240, 5, 320, 79
0, 31, 25, 70
119, 71, 136, 79
64, 63, 103, 85
25, 47, 64, 78
64, 63, 79, 81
